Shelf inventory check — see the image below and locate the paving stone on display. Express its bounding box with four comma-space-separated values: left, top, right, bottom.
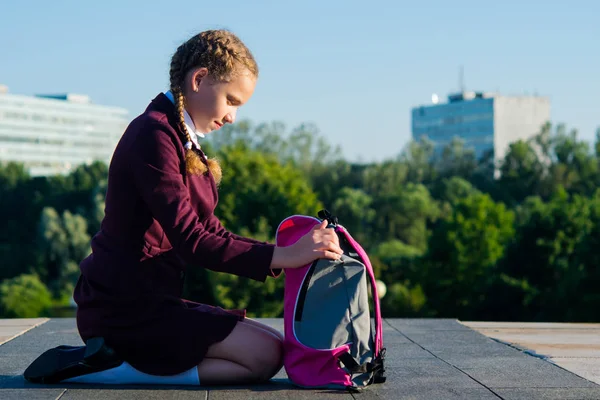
466, 320, 600, 386
376, 359, 482, 390
386, 319, 470, 333
381, 324, 412, 345
495, 387, 600, 399
461, 356, 598, 389
208, 386, 354, 399
428, 341, 525, 360
469, 327, 600, 358
383, 343, 436, 365
0, 318, 49, 346
1, 318, 598, 399
59, 388, 208, 399
464, 322, 600, 330
402, 329, 497, 348
354, 387, 502, 399
551, 358, 600, 385
0, 318, 49, 327
0, 388, 66, 400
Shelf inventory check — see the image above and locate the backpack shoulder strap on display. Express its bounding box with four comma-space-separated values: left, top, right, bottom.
337, 226, 384, 355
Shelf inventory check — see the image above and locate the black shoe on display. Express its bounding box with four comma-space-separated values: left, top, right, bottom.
24, 337, 123, 384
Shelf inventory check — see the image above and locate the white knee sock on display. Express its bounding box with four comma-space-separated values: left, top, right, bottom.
62, 361, 200, 385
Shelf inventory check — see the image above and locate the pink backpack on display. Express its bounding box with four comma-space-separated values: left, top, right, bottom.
276, 210, 386, 390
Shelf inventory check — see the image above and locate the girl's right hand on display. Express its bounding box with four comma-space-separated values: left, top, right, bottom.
271, 220, 344, 269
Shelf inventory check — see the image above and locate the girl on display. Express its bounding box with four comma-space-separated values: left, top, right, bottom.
26, 29, 343, 386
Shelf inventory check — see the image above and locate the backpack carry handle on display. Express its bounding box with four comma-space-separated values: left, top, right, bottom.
318, 209, 339, 228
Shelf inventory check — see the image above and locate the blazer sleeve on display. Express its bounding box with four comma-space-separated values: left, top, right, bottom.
202, 214, 264, 244
203, 214, 281, 278
129, 121, 276, 282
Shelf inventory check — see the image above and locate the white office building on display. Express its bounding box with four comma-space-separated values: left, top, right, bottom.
0, 84, 129, 176
412, 91, 551, 168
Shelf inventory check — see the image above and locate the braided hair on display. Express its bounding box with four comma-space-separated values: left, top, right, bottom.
169, 30, 258, 185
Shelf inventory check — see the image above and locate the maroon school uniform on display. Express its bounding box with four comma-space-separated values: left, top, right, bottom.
73, 93, 278, 376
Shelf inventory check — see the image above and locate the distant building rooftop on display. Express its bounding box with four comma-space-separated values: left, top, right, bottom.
446, 91, 496, 103
0, 85, 128, 176
34, 93, 91, 104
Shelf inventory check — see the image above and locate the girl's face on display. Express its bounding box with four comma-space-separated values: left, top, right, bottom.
184, 67, 256, 134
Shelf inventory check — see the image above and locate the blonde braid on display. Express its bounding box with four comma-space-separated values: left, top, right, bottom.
172, 87, 208, 177
203, 31, 258, 80
206, 156, 222, 186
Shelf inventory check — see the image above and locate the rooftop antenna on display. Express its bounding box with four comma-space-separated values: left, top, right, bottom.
459, 65, 465, 93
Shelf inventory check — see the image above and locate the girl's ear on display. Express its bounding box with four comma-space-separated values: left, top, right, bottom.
191, 68, 209, 92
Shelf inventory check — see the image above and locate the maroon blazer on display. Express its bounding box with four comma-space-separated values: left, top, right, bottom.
73, 93, 278, 375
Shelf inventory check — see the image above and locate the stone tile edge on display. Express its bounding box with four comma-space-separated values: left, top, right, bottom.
0, 318, 50, 346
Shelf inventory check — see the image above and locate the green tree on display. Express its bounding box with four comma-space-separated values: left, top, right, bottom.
548, 126, 598, 196
594, 127, 600, 159
0, 161, 29, 188
498, 139, 545, 204
361, 160, 408, 198
0, 274, 53, 318
420, 193, 515, 319
86, 178, 108, 235
282, 123, 344, 172
370, 183, 438, 252
0, 162, 42, 281
41, 161, 108, 229
331, 187, 375, 244
381, 281, 427, 317
399, 137, 436, 184
498, 189, 598, 321
36, 208, 90, 298
436, 137, 478, 180
216, 141, 322, 235
573, 189, 600, 321
309, 160, 360, 211
430, 176, 482, 218
372, 239, 423, 306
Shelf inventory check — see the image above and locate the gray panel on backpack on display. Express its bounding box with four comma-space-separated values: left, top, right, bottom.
294, 254, 374, 376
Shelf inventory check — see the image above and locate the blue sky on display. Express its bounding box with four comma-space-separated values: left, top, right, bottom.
1, 0, 598, 162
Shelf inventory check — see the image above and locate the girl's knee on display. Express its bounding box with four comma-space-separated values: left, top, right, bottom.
251, 336, 283, 381
204, 320, 283, 382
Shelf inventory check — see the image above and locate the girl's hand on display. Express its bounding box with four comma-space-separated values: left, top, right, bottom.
271, 220, 344, 269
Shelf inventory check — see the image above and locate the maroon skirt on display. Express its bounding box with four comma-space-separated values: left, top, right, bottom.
74, 275, 246, 376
